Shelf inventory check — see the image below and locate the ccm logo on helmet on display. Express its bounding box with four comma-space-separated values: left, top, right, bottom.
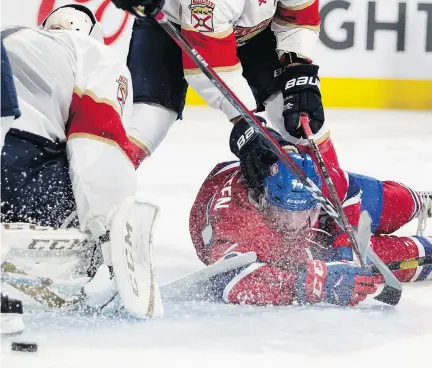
285, 76, 320, 90
236, 126, 255, 150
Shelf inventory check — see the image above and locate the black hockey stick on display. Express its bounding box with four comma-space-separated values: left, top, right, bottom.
300, 117, 402, 305
133, 8, 401, 305
373, 256, 432, 273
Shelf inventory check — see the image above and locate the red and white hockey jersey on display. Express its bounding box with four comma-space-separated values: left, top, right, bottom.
3, 27, 149, 232
165, 0, 321, 120
189, 137, 432, 305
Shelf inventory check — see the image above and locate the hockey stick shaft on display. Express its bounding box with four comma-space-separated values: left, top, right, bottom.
300, 117, 402, 305
299, 114, 363, 265
132, 8, 344, 231
372, 255, 432, 273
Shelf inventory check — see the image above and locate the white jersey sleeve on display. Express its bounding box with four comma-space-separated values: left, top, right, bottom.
180, 0, 257, 120
272, 0, 320, 59
65, 35, 148, 233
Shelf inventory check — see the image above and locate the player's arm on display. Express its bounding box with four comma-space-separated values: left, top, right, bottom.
180, 0, 256, 121
273, 1, 326, 145
212, 258, 376, 306
66, 44, 149, 235
273, 0, 321, 61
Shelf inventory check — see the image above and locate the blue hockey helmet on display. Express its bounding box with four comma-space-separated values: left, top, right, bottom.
262, 154, 322, 233
263, 153, 322, 211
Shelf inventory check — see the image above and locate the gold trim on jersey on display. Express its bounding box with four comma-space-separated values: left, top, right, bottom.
181, 25, 233, 39
183, 63, 241, 75
128, 136, 151, 156
314, 130, 331, 145
272, 17, 320, 30
68, 132, 134, 165
278, 0, 316, 11
73, 86, 121, 116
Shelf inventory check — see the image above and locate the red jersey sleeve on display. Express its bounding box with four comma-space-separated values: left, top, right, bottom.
189, 160, 311, 305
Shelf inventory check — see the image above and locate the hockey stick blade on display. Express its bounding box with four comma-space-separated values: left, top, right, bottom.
357, 211, 402, 306
160, 252, 257, 301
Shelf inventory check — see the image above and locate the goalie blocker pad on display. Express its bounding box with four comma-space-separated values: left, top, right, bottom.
109, 197, 163, 319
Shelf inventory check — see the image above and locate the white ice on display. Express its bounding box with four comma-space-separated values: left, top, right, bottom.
2, 107, 432, 368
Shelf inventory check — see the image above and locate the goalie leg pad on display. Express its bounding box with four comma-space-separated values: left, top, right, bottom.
109, 197, 163, 319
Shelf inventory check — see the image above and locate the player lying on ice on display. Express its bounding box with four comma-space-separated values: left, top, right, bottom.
189, 129, 432, 307
1, 4, 163, 335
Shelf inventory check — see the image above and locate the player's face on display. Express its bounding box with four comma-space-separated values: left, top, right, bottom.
264, 203, 320, 235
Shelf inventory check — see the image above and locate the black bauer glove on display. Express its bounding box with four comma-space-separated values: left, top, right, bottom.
281, 64, 325, 139
229, 116, 290, 193
110, 0, 164, 17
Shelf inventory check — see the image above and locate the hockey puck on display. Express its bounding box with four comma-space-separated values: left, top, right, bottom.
11, 342, 38, 352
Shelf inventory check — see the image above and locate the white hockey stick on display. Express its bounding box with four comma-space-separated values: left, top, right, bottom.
2, 252, 258, 306
160, 252, 257, 301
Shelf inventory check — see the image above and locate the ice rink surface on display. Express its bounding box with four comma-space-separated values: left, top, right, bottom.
2, 107, 432, 368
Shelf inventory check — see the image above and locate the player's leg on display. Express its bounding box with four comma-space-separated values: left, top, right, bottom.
126, 17, 187, 155
1, 40, 21, 150
371, 234, 432, 283
1, 203, 164, 319
347, 173, 425, 235
236, 27, 282, 114
1, 129, 76, 227
1, 130, 78, 321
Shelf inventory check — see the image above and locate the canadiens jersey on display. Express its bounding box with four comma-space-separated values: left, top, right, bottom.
2, 27, 148, 231
189, 137, 432, 305
162, 0, 321, 120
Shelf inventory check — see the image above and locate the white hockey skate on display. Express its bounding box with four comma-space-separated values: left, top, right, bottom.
417, 191, 432, 236
1, 294, 24, 335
